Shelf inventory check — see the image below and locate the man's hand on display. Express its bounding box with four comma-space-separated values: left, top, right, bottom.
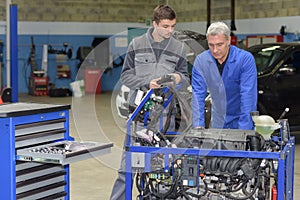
168, 73, 181, 84
149, 77, 162, 89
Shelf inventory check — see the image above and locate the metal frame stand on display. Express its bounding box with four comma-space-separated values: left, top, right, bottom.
125, 138, 295, 199
124, 88, 295, 200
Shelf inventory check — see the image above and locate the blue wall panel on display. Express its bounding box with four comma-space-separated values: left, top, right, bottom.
0, 34, 126, 94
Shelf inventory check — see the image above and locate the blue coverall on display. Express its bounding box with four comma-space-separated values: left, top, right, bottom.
192, 45, 257, 130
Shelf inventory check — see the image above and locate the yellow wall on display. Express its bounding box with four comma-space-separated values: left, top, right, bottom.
1, 0, 300, 23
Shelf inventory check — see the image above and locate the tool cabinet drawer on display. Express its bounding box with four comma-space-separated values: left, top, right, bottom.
16, 141, 113, 165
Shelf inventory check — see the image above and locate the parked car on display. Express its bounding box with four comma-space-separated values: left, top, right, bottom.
247, 42, 300, 131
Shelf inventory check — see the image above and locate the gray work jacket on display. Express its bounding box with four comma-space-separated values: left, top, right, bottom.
121, 27, 190, 105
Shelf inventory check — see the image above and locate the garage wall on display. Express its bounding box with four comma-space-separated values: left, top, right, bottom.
1, 0, 298, 35
1, 0, 299, 23
1, 0, 300, 94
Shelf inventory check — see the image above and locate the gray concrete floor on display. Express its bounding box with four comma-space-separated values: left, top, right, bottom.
19, 92, 300, 199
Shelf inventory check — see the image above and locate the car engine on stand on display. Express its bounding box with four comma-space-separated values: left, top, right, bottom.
125, 76, 294, 200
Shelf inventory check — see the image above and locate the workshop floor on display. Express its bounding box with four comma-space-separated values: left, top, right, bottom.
19, 92, 300, 200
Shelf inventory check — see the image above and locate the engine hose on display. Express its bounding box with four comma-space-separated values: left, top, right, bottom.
238, 176, 262, 200
224, 175, 260, 200
225, 178, 259, 200
248, 135, 263, 169
249, 135, 262, 151
229, 177, 249, 192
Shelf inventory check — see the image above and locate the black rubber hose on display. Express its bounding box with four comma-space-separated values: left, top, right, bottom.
248, 135, 263, 168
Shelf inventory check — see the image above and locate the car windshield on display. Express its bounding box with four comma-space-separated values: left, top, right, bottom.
248, 45, 284, 75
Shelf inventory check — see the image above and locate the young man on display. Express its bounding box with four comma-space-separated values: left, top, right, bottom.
192, 21, 257, 130
121, 5, 189, 105
110, 5, 189, 200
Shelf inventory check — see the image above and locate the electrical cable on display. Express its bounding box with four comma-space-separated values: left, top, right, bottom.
185, 179, 208, 198
229, 176, 260, 200
161, 96, 175, 134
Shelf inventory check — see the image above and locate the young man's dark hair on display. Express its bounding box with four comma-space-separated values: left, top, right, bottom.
152, 5, 176, 24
